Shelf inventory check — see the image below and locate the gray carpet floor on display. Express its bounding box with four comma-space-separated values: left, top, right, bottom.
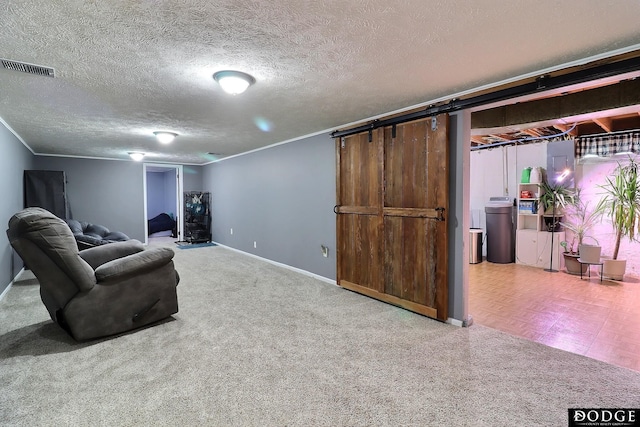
1, 244, 639, 426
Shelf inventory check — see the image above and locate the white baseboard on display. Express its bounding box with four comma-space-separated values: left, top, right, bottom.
448, 315, 474, 328
211, 244, 468, 326
447, 318, 464, 327
0, 267, 25, 301
212, 242, 337, 286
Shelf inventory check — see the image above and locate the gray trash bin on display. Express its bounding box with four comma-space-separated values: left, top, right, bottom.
485, 198, 515, 264
469, 228, 483, 264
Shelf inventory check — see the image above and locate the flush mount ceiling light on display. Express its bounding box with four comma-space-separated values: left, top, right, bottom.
128, 152, 145, 161
213, 70, 255, 95
153, 131, 178, 144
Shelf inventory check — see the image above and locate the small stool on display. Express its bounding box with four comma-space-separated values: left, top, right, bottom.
577, 258, 603, 282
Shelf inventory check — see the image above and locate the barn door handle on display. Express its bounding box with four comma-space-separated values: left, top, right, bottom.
334, 205, 340, 214
435, 207, 445, 221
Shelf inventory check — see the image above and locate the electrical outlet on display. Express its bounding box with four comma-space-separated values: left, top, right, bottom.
230, 228, 233, 235
321, 245, 329, 258
253, 241, 257, 248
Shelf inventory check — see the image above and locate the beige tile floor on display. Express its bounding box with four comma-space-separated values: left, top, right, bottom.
469, 260, 640, 372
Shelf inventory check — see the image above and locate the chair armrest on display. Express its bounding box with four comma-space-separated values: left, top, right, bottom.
94, 247, 175, 283
79, 239, 145, 269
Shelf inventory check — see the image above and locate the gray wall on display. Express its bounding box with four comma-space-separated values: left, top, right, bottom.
34, 156, 147, 241
32, 158, 202, 242
146, 170, 177, 219
183, 165, 203, 192
0, 123, 34, 293
147, 172, 166, 219
449, 111, 471, 324
164, 171, 177, 215
203, 133, 336, 280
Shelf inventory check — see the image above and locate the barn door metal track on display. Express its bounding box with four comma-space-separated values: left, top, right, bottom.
331, 55, 640, 140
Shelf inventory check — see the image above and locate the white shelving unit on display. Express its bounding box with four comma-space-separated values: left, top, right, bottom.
517, 183, 542, 231
516, 183, 564, 270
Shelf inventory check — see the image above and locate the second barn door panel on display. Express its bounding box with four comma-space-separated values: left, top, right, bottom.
383, 117, 449, 319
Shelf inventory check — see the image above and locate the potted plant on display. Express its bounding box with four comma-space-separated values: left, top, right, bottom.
539, 181, 575, 232
559, 190, 600, 274
560, 239, 584, 275
595, 156, 640, 280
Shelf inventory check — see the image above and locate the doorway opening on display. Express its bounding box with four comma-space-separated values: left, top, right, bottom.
143, 164, 184, 245
466, 71, 640, 373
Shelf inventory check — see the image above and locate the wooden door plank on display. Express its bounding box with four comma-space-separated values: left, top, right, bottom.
335, 129, 383, 292
409, 217, 428, 305
353, 212, 363, 286
338, 136, 349, 206
365, 215, 383, 292
424, 218, 439, 308
401, 122, 415, 208
339, 214, 353, 283
384, 125, 403, 208
340, 279, 438, 319
426, 114, 449, 320
399, 215, 414, 301
364, 134, 379, 206
384, 216, 403, 297
336, 138, 343, 284
349, 133, 361, 206
383, 207, 441, 218
415, 121, 429, 209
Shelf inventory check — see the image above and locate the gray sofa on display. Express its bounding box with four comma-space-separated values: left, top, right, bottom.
65, 219, 130, 250
7, 207, 180, 341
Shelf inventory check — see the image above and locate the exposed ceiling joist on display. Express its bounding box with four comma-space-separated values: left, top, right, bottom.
470, 136, 486, 145
471, 77, 640, 147
594, 117, 614, 133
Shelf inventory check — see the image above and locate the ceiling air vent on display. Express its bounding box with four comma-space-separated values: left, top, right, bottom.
1, 59, 55, 77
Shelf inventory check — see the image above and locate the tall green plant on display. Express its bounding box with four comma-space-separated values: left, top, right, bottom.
539, 181, 575, 214
559, 188, 599, 253
595, 156, 640, 260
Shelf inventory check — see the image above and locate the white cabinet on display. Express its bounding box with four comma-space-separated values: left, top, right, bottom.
516, 229, 564, 270
516, 230, 538, 265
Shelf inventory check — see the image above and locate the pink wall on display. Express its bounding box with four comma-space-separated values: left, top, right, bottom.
574, 157, 640, 277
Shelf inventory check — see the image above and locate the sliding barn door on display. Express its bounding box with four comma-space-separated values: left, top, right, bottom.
336, 114, 449, 321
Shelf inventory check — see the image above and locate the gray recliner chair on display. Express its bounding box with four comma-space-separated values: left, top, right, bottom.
7, 207, 179, 341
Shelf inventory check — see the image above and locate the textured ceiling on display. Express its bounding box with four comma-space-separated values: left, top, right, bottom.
2, 1, 640, 165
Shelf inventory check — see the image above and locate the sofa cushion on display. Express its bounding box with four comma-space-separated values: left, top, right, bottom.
66, 219, 130, 248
